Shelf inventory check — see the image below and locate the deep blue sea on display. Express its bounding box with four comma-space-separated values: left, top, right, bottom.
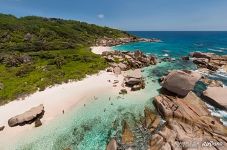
5, 31, 227, 150
114, 31, 227, 85
120, 31, 227, 57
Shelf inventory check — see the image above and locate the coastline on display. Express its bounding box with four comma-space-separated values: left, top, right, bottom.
0, 46, 126, 145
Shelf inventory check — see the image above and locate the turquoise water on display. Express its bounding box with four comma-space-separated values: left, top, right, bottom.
5, 66, 161, 150
5, 32, 227, 150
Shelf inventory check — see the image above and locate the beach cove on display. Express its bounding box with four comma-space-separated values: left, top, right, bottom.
0, 32, 227, 150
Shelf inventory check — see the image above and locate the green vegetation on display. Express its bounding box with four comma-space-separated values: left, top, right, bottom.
0, 14, 131, 104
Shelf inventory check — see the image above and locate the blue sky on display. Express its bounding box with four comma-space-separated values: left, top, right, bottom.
0, 0, 227, 31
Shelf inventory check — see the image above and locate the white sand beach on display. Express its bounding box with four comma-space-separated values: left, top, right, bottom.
0, 71, 128, 144
0, 47, 128, 145
91, 46, 113, 55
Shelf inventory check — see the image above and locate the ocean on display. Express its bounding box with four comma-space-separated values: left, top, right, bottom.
6, 31, 227, 150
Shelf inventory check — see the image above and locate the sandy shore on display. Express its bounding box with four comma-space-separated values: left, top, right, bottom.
0, 71, 128, 143
0, 46, 128, 144
91, 46, 113, 55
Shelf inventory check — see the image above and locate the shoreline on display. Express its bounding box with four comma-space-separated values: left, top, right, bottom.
0, 46, 129, 144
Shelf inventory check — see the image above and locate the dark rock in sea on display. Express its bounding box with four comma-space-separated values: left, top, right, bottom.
190, 51, 213, 59
161, 70, 201, 97
0, 126, 5, 131
161, 57, 172, 62
106, 139, 118, 150
8, 104, 44, 127
152, 91, 227, 149
35, 119, 42, 127
202, 87, 227, 111
181, 56, 189, 61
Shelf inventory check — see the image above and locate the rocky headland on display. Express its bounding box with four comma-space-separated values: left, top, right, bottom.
190, 52, 227, 72
102, 50, 157, 92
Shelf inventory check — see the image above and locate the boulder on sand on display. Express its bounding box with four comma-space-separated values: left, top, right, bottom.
0, 126, 5, 131
119, 89, 127, 95
8, 104, 44, 127
161, 70, 201, 97
202, 87, 227, 111
113, 67, 121, 75
35, 118, 42, 127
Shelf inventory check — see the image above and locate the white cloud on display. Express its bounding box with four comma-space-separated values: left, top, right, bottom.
97, 14, 104, 19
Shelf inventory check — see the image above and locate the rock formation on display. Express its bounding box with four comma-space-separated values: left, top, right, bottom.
190, 52, 227, 71
152, 91, 227, 150
124, 69, 145, 91
202, 87, 227, 111
102, 50, 157, 72
8, 104, 44, 127
161, 70, 201, 97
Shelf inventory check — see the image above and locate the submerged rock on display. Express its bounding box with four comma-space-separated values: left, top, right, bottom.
161, 70, 201, 97
8, 104, 44, 127
122, 121, 134, 145
106, 139, 118, 150
181, 56, 190, 61
202, 87, 227, 111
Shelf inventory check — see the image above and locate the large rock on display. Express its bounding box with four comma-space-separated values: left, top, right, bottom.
117, 63, 127, 71
113, 67, 121, 75
124, 69, 142, 79
8, 104, 44, 127
125, 78, 142, 87
202, 87, 227, 110
161, 70, 201, 97
152, 92, 227, 149
106, 139, 117, 150
190, 51, 213, 59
